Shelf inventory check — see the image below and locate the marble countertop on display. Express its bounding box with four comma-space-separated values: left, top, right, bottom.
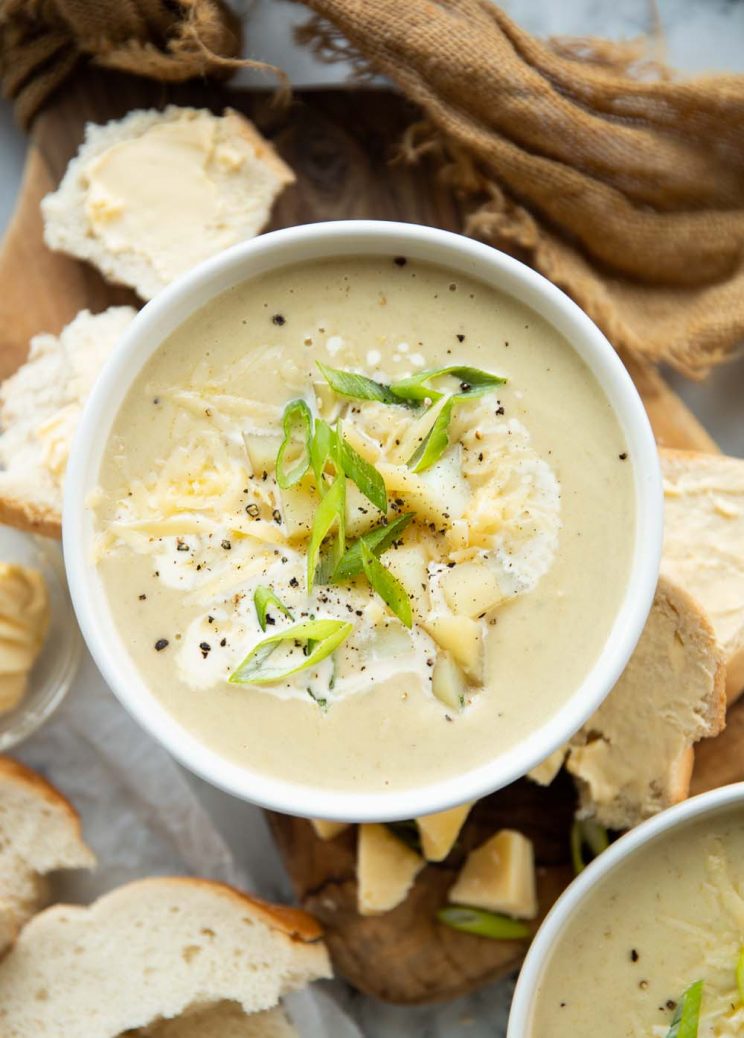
1, 2, 743, 1034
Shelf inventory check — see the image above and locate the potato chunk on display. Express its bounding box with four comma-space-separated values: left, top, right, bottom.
431, 651, 468, 711
385, 544, 430, 621
242, 432, 281, 477
357, 823, 424, 915
440, 560, 504, 617
422, 613, 483, 683
448, 829, 538, 920
279, 481, 315, 541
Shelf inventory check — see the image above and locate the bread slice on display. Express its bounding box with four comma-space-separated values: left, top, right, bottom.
565, 576, 726, 829
42, 107, 295, 301
137, 1002, 298, 1037
0, 306, 136, 538
660, 448, 744, 702
0, 756, 95, 954
0, 877, 330, 1037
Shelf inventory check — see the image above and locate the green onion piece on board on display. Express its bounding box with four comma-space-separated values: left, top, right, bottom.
338, 423, 388, 513
332, 513, 415, 582
317, 361, 401, 405
360, 541, 413, 628
307, 475, 346, 592
253, 586, 293, 632
391, 365, 506, 403
665, 980, 703, 1038
570, 818, 610, 875
437, 905, 530, 940
275, 399, 313, 489
229, 618, 353, 685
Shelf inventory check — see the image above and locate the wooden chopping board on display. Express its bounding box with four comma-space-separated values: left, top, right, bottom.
0, 66, 739, 1005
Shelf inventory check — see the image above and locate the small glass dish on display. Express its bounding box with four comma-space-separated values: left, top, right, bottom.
0, 526, 82, 751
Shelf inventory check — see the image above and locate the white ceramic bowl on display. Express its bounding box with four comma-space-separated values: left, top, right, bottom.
507, 782, 744, 1037
63, 221, 662, 821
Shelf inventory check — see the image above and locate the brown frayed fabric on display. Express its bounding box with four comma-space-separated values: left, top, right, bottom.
298, 0, 744, 376
0, 0, 286, 128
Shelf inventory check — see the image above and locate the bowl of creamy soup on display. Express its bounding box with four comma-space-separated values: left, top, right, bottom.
509, 783, 744, 1038
63, 221, 661, 820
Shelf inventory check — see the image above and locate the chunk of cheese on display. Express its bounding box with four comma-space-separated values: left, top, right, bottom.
422, 613, 483, 682
448, 829, 538, 920
310, 819, 351, 840
527, 745, 567, 787
416, 802, 474, 862
357, 823, 424, 916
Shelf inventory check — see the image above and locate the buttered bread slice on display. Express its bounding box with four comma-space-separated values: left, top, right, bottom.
660, 448, 744, 702
42, 106, 295, 301
0, 877, 330, 1038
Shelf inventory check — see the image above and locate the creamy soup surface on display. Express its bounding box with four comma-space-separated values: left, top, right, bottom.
93, 256, 635, 793
530, 808, 744, 1038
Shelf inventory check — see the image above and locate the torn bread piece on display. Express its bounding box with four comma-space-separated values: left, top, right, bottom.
42, 107, 295, 301
357, 824, 424, 916
0, 756, 95, 954
566, 576, 726, 830
137, 1001, 298, 1038
448, 829, 537, 920
660, 448, 744, 702
0, 306, 137, 538
416, 803, 474, 862
0, 877, 330, 1038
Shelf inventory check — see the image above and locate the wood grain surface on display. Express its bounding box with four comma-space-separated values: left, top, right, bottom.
0, 66, 734, 1004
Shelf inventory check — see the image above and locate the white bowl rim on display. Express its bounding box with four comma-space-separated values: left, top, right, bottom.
507, 781, 744, 1037
63, 219, 663, 822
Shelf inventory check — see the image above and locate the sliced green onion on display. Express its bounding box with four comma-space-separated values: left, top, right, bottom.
307, 475, 346, 592
360, 541, 412, 628
391, 365, 506, 403
570, 818, 609, 875
317, 361, 400, 405
408, 396, 457, 473
229, 618, 353, 685
437, 905, 530, 940
253, 586, 293, 631
333, 513, 415, 582
276, 399, 313, 489
736, 947, 744, 1004
310, 418, 335, 490
338, 423, 387, 513
666, 980, 703, 1038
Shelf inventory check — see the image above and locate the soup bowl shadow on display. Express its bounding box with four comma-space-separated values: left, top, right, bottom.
507, 782, 744, 1037
63, 220, 662, 822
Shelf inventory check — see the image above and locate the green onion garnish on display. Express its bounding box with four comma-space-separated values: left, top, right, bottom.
253, 586, 293, 631
360, 541, 413, 628
407, 395, 458, 473
736, 947, 744, 1004
437, 905, 530, 940
332, 513, 414, 582
570, 818, 609, 875
338, 422, 387, 513
307, 475, 346, 592
229, 618, 353, 685
317, 361, 401, 405
665, 980, 703, 1038
309, 417, 335, 490
391, 365, 506, 403
276, 399, 313, 489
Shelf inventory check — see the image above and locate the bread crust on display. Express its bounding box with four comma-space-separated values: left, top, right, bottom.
0, 755, 85, 829
0, 495, 61, 539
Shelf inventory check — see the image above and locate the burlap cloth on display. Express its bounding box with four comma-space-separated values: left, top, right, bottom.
2, 0, 743, 375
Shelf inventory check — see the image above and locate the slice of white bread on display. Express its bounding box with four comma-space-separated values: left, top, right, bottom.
660, 448, 744, 702
0, 306, 136, 538
0, 877, 330, 1038
0, 756, 95, 954
42, 107, 295, 301
565, 576, 726, 829
137, 1002, 298, 1037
